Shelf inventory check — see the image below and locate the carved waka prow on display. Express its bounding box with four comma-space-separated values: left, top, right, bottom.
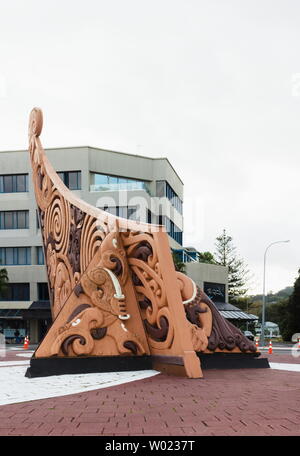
25, 108, 268, 378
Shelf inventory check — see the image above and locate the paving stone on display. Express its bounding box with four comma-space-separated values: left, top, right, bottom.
1, 351, 300, 436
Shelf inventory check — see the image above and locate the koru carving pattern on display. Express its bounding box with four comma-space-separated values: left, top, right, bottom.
28, 107, 256, 378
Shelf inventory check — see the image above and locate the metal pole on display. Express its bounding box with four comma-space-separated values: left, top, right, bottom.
261, 240, 290, 347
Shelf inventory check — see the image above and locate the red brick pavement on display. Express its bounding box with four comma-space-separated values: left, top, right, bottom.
0, 352, 300, 436
0, 347, 34, 362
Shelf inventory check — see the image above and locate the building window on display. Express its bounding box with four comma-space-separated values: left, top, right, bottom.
90, 173, 150, 194
36, 210, 41, 230
0, 247, 31, 265
103, 206, 139, 221
37, 283, 49, 301
0, 283, 30, 301
156, 180, 183, 214
0, 211, 29, 229
147, 209, 153, 224
159, 215, 183, 245
0, 174, 28, 193
57, 171, 81, 190
37, 247, 45, 265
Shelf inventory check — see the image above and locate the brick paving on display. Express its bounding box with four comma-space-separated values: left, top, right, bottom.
0, 351, 300, 436
0, 347, 34, 362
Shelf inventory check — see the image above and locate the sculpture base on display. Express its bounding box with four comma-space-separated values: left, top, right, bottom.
25, 352, 270, 378
197, 352, 270, 369
25, 355, 153, 378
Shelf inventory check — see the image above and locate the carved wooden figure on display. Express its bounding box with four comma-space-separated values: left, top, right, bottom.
26, 108, 263, 379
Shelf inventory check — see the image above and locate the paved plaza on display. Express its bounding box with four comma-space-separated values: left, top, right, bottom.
0, 348, 300, 436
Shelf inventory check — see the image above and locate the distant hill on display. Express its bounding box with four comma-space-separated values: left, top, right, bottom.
249, 286, 293, 304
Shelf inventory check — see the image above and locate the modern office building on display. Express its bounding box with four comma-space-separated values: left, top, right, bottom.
0, 146, 184, 343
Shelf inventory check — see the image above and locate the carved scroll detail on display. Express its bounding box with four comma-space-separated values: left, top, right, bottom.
28, 107, 257, 379
29, 108, 148, 359
184, 287, 257, 353
122, 232, 175, 351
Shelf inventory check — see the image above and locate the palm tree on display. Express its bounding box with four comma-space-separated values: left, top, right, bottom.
0, 267, 8, 298
172, 251, 186, 274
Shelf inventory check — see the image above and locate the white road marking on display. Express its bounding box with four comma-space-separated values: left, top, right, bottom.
269, 362, 300, 372
0, 361, 30, 367
16, 353, 34, 358
0, 365, 159, 406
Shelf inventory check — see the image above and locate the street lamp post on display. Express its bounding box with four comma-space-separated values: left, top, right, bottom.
261, 240, 290, 347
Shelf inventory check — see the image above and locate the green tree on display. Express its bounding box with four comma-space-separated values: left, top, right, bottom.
172, 251, 186, 274
281, 269, 300, 341
266, 299, 289, 339
0, 267, 8, 298
214, 229, 250, 302
197, 251, 216, 264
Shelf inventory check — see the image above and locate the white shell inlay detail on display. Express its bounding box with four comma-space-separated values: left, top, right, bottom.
121, 323, 128, 332
119, 314, 130, 320
182, 279, 197, 304
71, 318, 81, 327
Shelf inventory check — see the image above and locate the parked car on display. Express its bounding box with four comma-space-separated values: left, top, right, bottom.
244, 330, 255, 341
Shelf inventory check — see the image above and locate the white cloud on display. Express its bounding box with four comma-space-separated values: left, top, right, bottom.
0, 0, 298, 293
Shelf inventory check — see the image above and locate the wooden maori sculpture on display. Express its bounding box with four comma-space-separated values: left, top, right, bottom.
26, 107, 261, 379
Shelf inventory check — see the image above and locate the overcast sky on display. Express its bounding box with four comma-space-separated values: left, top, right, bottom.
0, 0, 298, 294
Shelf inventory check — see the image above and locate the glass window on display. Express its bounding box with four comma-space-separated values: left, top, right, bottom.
0, 247, 31, 265
16, 211, 28, 229
0, 174, 28, 193
5, 248, 14, 265
15, 283, 30, 300
118, 207, 127, 218
94, 174, 108, 185
38, 283, 49, 301
0, 211, 29, 229
16, 175, 27, 192
57, 172, 64, 182
161, 216, 183, 245
57, 171, 81, 190
37, 247, 45, 265
68, 172, 79, 190
18, 248, 27, 265
147, 210, 152, 224
3, 175, 13, 193
103, 206, 117, 216
0, 248, 5, 266
108, 176, 118, 184
0, 283, 30, 301
156, 180, 183, 214
128, 206, 137, 221
103, 206, 139, 221
4, 212, 13, 229
156, 181, 166, 198
90, 173, 150, 194
118, 177, 128, 184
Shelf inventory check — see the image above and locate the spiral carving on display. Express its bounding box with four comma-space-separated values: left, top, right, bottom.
44, 193, 70, 256
80, 215, 106, 272
29, 107, 257, 378
28, 107, 43, 139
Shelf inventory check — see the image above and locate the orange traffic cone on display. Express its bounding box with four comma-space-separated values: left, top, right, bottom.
23, 336, 29, 350
268, 339, 273, 355
255, 337, 259, 349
